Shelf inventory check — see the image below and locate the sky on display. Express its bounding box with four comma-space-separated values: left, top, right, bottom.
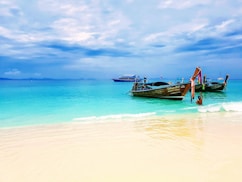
0, 0, 242, 79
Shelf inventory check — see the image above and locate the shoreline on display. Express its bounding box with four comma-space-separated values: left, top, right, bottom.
2, 99, 242, 129
1, 112, 242, 182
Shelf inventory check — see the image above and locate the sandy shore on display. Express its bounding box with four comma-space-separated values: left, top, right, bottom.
1, 112, 242, 182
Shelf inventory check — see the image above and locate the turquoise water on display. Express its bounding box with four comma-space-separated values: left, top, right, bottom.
1, 79, 242, 127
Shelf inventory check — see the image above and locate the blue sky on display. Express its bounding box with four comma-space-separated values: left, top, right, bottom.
0, 0, 242, 79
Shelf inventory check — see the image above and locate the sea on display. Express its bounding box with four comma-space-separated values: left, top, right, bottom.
1, 78, 242, 128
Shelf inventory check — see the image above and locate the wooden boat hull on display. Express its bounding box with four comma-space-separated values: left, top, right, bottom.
131, 67, 202, 100
195, 83, 226, 92
195, 74, 229, 92
131, 83, 190, 100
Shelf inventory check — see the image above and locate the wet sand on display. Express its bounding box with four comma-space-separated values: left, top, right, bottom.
1, 112, 242, 182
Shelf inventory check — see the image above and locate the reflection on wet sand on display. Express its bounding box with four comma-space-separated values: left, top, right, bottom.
134, 114, 205, 150
136, 116, 202, 139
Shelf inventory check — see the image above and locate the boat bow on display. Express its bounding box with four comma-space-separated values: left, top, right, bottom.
182, 67, 202, 97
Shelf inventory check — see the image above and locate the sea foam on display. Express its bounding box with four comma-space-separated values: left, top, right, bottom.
198, 102, 242, 113
72, 112, 156, 123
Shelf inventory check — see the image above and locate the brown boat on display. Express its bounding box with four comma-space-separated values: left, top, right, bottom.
130, 67, 201, 100
195, 74, 229, 92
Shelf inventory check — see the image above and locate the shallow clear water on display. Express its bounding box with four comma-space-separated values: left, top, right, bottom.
0, 79, 242, 127
1, 80, 242, 182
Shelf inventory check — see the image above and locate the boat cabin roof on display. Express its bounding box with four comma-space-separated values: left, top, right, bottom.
146, 81, 170, 86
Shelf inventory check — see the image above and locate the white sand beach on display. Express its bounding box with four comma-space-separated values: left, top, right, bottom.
1, 112, 242, 182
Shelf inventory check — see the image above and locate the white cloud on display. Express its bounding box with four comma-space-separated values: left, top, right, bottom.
0, 1, 19, 17
4, 69, 21, 75
215, 19, 235, 33
159, 0, 211, 9
125, 0, 134, 3
36, 1, 132, 46
144, 18, 209, 45
0, 26, 11, 36
64, 57, 116, 73
51, 18, 95, 43
0, 0, 242, 78
0, 25, 53, 45
38, 0, 87, 16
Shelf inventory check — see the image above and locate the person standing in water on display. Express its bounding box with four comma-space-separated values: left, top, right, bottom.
196, 93, 203, 105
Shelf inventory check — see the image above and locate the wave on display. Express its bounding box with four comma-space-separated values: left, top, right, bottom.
222, 102, 242, 112
198, 101, 242, 113
72, 112, 156, 123
72, 102, 242, 123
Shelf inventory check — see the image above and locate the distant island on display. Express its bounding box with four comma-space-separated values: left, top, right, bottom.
0, 77, 55, 80
0, 77, 96, 80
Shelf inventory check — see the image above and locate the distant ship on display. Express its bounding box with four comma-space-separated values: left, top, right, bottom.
112, 74, 142, 82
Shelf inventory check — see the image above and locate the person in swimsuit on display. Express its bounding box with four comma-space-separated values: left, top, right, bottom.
196, 94, 203, 105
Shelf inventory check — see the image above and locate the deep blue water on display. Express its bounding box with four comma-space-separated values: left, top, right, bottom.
0, 79, 242, 127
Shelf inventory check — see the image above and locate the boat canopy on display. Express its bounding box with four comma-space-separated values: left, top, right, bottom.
146, 81, 170, 86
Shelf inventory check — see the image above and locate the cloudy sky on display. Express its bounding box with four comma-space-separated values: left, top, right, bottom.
0, 0, 242, 79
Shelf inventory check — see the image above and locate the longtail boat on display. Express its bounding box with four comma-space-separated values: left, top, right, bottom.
130, 67, 201, 100
195, 74, 229, 92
